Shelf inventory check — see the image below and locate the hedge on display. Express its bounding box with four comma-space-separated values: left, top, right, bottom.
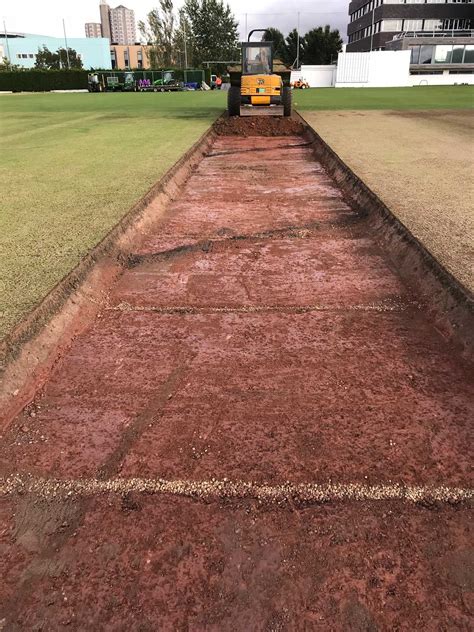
0, 70, 88, 92
0, 68, 206, 92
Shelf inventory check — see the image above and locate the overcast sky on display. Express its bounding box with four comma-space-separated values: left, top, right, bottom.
2, 1, 349, 41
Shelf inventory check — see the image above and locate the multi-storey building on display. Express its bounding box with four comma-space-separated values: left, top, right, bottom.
110, 4, 136, 45
98, 2, 136, 45
85, 23, 102, 38
347, 1, 473, 52
99, 0, 112, 40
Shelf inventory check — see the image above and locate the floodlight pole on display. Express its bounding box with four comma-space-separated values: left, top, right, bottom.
63, 18, 70, 69
183, 17, 188, 83
3, 20, 12, 64
296, 12, 300, 69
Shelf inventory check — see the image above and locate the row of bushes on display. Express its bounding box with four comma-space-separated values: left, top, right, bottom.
0, 68, 206, 92
0, 70, 88, 92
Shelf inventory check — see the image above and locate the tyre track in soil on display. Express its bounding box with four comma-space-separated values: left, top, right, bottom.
0, 122, 473, 630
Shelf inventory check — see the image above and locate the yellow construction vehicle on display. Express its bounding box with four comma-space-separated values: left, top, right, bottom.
227, 30, 292, 117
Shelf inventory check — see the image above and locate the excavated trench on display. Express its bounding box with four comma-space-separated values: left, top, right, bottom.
0, 115, 472, 629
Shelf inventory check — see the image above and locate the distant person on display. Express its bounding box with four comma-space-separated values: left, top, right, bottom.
216, 76, 223, 90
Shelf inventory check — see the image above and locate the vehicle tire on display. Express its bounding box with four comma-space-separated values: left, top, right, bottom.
282, 86, 292, 117
227, 85, 241, 117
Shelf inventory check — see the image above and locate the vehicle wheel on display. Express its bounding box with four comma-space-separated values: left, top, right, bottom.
161, 88, 165, 92
282, 86, 292, 117
227, 85, 241, 117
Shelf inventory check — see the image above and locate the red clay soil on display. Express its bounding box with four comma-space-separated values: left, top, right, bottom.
214, 114, 305, 136
0, 129, 473, 630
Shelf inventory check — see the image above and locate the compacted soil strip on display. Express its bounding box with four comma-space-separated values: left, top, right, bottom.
0, 119, 472, 630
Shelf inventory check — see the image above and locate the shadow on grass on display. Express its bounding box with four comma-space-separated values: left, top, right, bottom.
157, 109, 225, 120
96, 109, 223, 122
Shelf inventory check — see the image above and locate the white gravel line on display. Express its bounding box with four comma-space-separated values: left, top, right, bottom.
0, 475, 472, 505
109, 299, 417, 315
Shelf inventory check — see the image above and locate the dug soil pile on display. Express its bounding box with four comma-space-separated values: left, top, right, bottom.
214, 114, 305, 136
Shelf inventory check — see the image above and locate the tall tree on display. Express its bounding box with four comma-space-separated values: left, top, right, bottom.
34, 46, 83, 69
57, 48, 83, 69
303, 26, 343, 65
262, 28, 286, 64
184, 0, 239, 67
35, 46, 59, 69
284, 28, 306, 68
0, 57, 22, 71
173, 8, 195, 68
139, 1, 175, 68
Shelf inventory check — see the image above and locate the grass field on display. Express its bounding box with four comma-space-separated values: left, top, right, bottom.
0, 91, 225, 339
1, 85, 473, 340
294, 85, 474, 110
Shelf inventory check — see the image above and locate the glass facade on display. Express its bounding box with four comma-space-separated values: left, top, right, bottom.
419, 44, 435, 63
410, 43, 474, 64
465, 44, 474, 62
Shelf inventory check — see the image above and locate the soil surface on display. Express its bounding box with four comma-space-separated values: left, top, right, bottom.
0, 121, 473, 630
301, 109, 474, 292
214, 115, 305, 137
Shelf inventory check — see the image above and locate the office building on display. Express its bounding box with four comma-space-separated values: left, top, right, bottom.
347, 0, 473, 52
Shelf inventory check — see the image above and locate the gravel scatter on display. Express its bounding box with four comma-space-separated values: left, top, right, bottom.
1, 474, 472, 505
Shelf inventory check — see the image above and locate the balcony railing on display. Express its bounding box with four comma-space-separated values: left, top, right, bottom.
392, 30, 474, 40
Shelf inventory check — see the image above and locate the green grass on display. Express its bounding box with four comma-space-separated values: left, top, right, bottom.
0, 91, 226, 339
294, 85, 474, 110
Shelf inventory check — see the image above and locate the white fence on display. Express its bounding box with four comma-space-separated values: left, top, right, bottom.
291, 65, 336, 88
335, 51, 411, 88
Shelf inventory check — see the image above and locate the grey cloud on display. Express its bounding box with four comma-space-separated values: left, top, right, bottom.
227, 0, 349, 40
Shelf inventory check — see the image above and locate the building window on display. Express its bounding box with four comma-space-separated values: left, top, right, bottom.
410, 45, 420, 64
403, 20, 423, 31
434, 45, 453, 63
419, 45, 434, 64
423, 20, 443, 32
452, 45, 465, 63
464, 45, 474, 64
381, 20, 403, 32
